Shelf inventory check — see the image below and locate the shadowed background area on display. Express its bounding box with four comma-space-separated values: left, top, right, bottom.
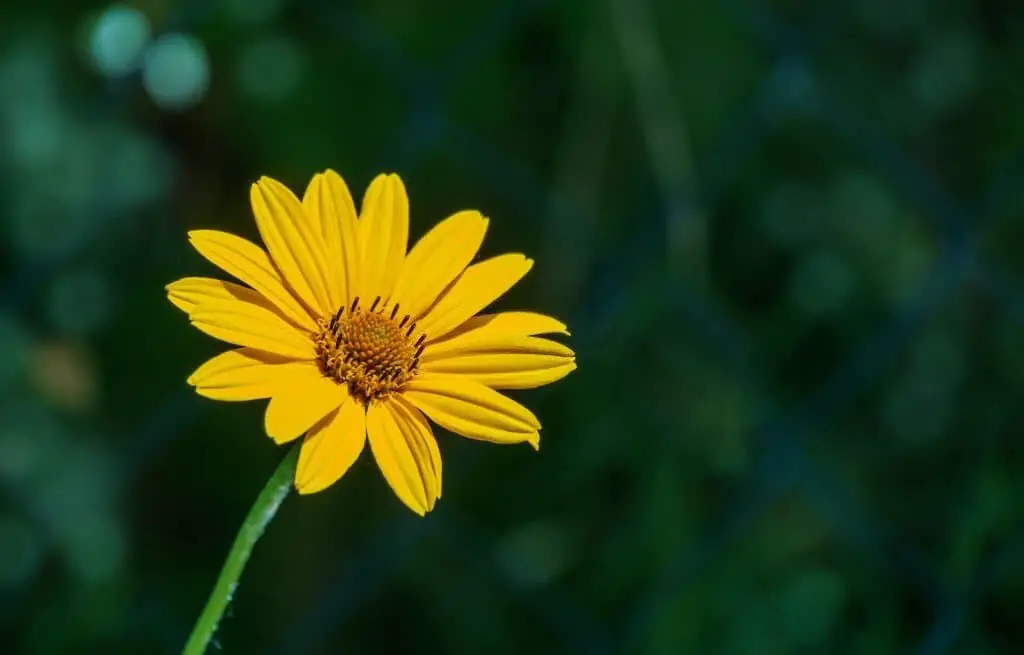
1, 0, 1023, 653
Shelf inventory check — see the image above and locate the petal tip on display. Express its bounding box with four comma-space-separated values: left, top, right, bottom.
270, 430, 302, 445
253, 176, 285, 198
295, 469, 337, 495
194, 385, 228, 400
264, 414, 288, 444
166, 294, 190, 314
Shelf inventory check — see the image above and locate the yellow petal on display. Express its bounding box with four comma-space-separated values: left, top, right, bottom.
449, 362, 577, 390
166, 277, 264, 316
250, 177, 333, 314
417, 254, 533, 340
187, 230, 317, 331
187, 349, 313, 401
437, 311, 570, 342
389, 210, 488, 321
357, 173, 408, 301
264, 368, 348, 444
392, 396, 443, 500
421, 335, 576, 389
295, 398, 367, 494
366, 397, 441, 515
190, 298, 315, 360
302, 170, 360, 309
403, 373, 540, 449
425, 331, 575, 360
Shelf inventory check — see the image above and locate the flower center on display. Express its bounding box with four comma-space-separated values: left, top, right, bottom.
314, 296, 425, 402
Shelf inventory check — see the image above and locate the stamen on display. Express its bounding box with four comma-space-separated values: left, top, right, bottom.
329, 306, 344, 330
314, 300, 420, 402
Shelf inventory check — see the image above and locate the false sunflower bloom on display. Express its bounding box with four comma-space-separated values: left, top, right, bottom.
167, 171, 575, 515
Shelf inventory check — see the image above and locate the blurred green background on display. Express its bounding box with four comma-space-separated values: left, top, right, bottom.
1, 0, 1023, 652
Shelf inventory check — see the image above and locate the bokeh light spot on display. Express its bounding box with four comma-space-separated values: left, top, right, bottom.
142, 33, 210, 110
31, 341, 100, 413
88, 5, 152, 77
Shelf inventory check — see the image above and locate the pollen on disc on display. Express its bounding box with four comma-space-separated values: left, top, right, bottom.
314, 299, 422, 401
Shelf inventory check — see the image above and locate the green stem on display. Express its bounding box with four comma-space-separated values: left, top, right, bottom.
182, 444, 300, 655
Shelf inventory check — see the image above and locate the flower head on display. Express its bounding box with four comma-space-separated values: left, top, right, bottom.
167, 171, 575, 515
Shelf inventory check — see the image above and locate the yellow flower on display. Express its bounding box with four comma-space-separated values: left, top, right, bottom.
167, 171, 575, 515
